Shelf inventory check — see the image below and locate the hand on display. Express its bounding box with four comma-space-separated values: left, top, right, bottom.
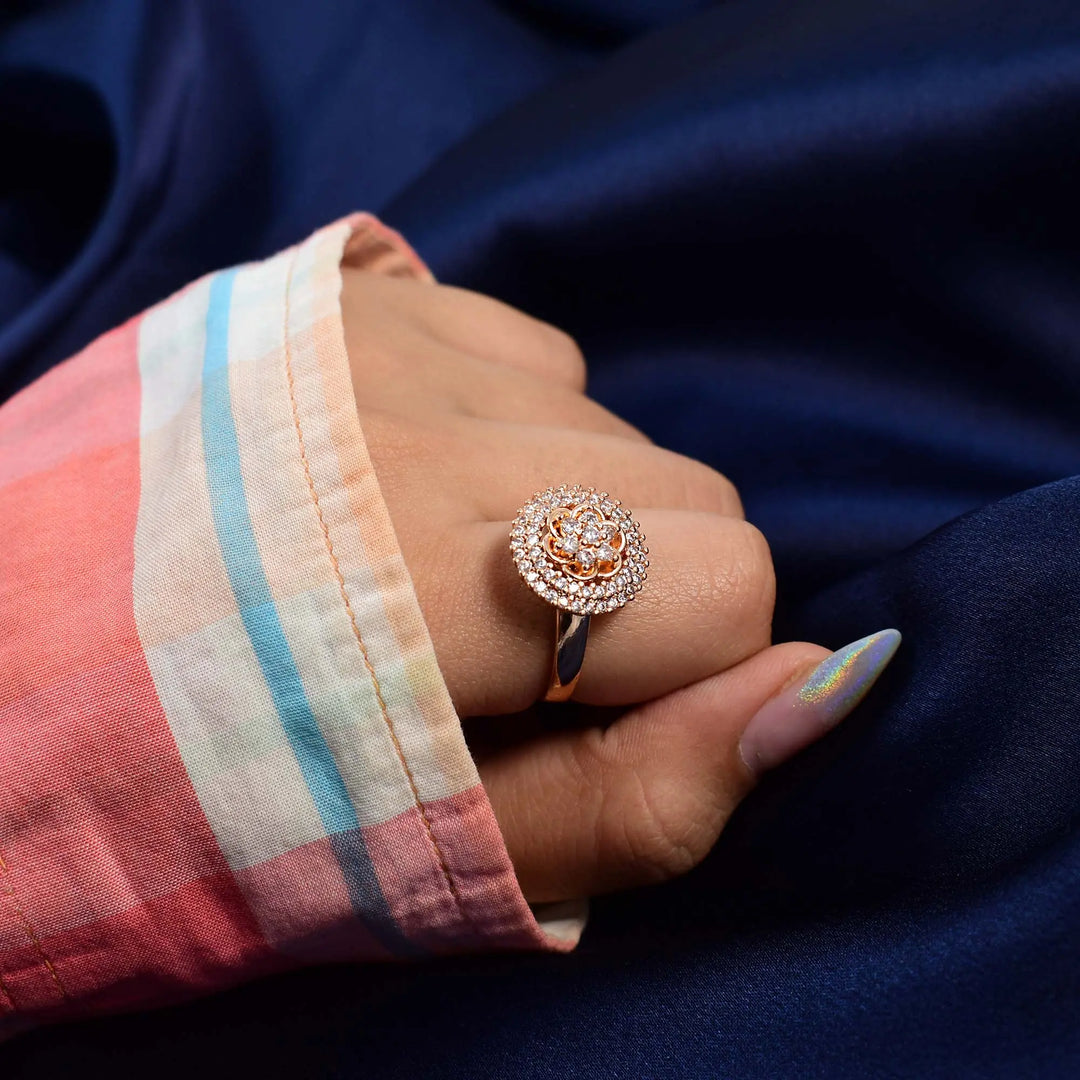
342, 267, 898, 903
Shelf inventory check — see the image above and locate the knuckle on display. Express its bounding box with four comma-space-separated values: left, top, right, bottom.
544, 326, 588, 389
575, 731, 717, 886
725, 520, 776, 638
738, 520, 777, 614
601, 763, 715, 883
676, 457, 744, 516
673, 518, 775, 652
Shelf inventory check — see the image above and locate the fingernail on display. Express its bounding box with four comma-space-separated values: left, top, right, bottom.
739, 629, 902, 776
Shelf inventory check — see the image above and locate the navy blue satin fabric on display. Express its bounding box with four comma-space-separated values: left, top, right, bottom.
5, 1, 1080, 1076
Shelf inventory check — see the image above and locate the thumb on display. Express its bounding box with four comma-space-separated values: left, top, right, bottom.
478, 630, 901, 903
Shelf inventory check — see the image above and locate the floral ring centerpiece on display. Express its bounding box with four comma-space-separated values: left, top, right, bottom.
510, 485, 649, 618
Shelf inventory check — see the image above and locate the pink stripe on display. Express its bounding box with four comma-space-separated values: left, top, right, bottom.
426, 785, 566, 950
234, 839, 390, 962
365, 786, 560, 953
0, 322, 141, 488
0, 315, 272, 1013
21, 874, 279, 1016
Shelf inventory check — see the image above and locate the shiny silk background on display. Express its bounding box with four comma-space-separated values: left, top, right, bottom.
4, 1, 1080, 1076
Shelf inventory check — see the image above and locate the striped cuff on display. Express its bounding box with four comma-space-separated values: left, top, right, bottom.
134, 214, 582, 961
0, 214, 583, 1039
0, 215, 581, 1039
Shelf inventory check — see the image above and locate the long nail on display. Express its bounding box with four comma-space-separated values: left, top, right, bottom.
739, 629, 902, 776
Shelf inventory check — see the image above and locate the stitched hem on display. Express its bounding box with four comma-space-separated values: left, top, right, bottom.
0, 849, 68, 1006
281, 238, 479, 942
0, 968, 15, 1014
285, 214, 582, 952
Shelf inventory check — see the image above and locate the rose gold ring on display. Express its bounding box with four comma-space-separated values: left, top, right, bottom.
509, 485, 649, 702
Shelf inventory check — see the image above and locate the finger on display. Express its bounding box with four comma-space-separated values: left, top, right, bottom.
359, 337, 648, 442
426, 511, 774, 716
477, 632, 901, 902
463, 419, 743, 519
356, 406, 656, 540
410, 284, 589, 392
360, 410, 741, 529
450, 355, 650, 443
348, 269, 589, 391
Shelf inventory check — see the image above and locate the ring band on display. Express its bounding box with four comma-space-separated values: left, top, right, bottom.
548, 610, 591, 702
509, 485, 649, 702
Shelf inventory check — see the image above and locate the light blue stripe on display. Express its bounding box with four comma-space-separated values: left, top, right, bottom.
199, 270, 360, 836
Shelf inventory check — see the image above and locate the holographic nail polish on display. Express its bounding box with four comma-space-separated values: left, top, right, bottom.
738, 629, 901, 776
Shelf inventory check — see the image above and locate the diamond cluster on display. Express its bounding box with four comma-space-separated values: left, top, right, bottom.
510, 485, 649, 615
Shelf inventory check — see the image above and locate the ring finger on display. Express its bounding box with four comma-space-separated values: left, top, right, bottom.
420, 510, 774, 716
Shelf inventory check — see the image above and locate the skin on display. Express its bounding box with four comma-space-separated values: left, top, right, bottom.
341, 268, 833, 904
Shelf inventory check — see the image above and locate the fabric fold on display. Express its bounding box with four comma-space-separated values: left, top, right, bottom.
0, 214, 578, 1039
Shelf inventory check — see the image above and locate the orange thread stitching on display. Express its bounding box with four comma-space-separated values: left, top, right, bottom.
0, 850, 68, 1001
0, 964, 15, 1013
282, 242, 475, 934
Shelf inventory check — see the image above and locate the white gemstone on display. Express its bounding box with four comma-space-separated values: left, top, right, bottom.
595, 543, 615, 564
560, 534, 579, 554
562, 518, 582, 537
525, 571, 538, 583
582, 525, 602, 545
577, 549, 596, 570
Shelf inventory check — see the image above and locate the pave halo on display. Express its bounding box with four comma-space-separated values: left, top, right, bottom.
510, 485, 649, 616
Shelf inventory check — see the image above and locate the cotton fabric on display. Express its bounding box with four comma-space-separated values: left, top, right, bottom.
0, 214, 573, 1038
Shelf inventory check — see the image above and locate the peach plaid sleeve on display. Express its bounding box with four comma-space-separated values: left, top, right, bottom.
0, 214, 582, 1038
